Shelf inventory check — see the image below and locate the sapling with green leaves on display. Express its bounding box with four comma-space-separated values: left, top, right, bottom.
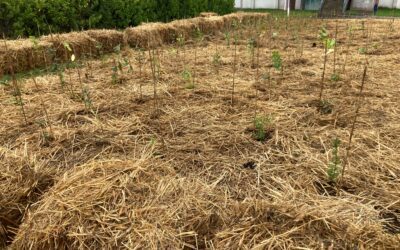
327, 138, 341, 183
176, 34, 185, 60
136, 48, 145, 99
192, 27, 204, 90
111, 44, 123, 84
253, 115, 273, 142
182, 68, 194, 89
342, 24, 353, 74
224, 31, 231, 47
63, 42, 76, 96
341, 59, 369, 183
318, 27, 336, 102
148, 48, 159, 106
212, 44, 221, 73
231, 21, 239, 105
32, 77, 53, 135
271, 50, 283, 84
81, 85, 93, 112
247, 37, 256, 68
330, 19, 340, 82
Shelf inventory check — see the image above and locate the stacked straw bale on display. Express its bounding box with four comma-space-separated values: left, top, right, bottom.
0, 39, 54, 76
0, 12, 269, 76
84, 29, 125, 54
125, 23, 178, 48
42, 32, 98, 62
125, 12, 268, 48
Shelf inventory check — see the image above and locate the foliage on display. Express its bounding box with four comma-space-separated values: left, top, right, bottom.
319, 99, 333, 114
182, 68, 194, 89
271, 51, 282, 71
81, 86, 93, 112
327, 138, 341, 183
224, 31, 231, 47
331, 73, 340, 82
0, 0, 235, 38
212, 52, 221, 68
253, 115, 272, 142
319, 27, 336, 54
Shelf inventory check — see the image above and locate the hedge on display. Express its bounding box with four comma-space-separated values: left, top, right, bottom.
0, 0, 235, 38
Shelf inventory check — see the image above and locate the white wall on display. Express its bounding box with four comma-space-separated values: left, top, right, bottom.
255, 0, 279, 8
351, 0, 399, 9
235, 0, 302, 10
351, 0, 372, 9
379, 0, 398, 8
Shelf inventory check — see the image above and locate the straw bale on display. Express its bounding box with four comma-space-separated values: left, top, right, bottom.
42, 32, 98, 62
84, 29, 125, 54
222, 12, 268, 29
0, 39, 54, 76
169, 19, 197, 40
125, 23, 178, 48
190, 17, 226, 35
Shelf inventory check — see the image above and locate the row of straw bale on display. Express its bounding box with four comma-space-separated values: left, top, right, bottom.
125, 12, 269, 48
0, 12, 268, 76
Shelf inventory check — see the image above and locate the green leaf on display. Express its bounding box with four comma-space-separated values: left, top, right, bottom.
63, 42, 72, 52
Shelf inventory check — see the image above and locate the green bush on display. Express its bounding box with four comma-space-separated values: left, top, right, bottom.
0, 0, 234, 38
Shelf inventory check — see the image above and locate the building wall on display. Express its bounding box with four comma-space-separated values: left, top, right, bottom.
235, 0, 399, 9
351, 0, 399, 9
235, 0, 302, 9
379, 0, 399, 8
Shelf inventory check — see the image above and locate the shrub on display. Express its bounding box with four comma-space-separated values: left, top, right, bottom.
0, 0, 235, 38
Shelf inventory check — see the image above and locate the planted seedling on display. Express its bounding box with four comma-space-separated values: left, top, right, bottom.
212, 49, 221, 73
81, 85, 93, 112
135, 48, 146, 99
247, 37, 256, 68
327, 138, 341, 183
176, 34, 185, 56
342, 24, 353, 74
331, 73, 340, 82
272, 51, 282, 71
342, 60, 369, 183
224, 31, 231, 47
333, 18, 339, 74
182, 68, 194, 89
271, 50, 283, 84
111, 44, 125, 84
231, 21, 239, 105
32, 77, 53, 135
148, 48, 159, 106
192, 27, 204, 90
358, 47, 367, 55
318, 27, 336, 101
253, 115, 273, 142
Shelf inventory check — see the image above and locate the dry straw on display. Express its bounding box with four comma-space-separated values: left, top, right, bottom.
1, 13, 399, 250
0, 39, 54, 75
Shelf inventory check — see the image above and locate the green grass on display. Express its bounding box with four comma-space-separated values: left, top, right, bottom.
376, 7, 400, 17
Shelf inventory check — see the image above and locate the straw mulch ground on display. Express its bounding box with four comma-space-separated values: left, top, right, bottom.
1, 17, 400, 249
